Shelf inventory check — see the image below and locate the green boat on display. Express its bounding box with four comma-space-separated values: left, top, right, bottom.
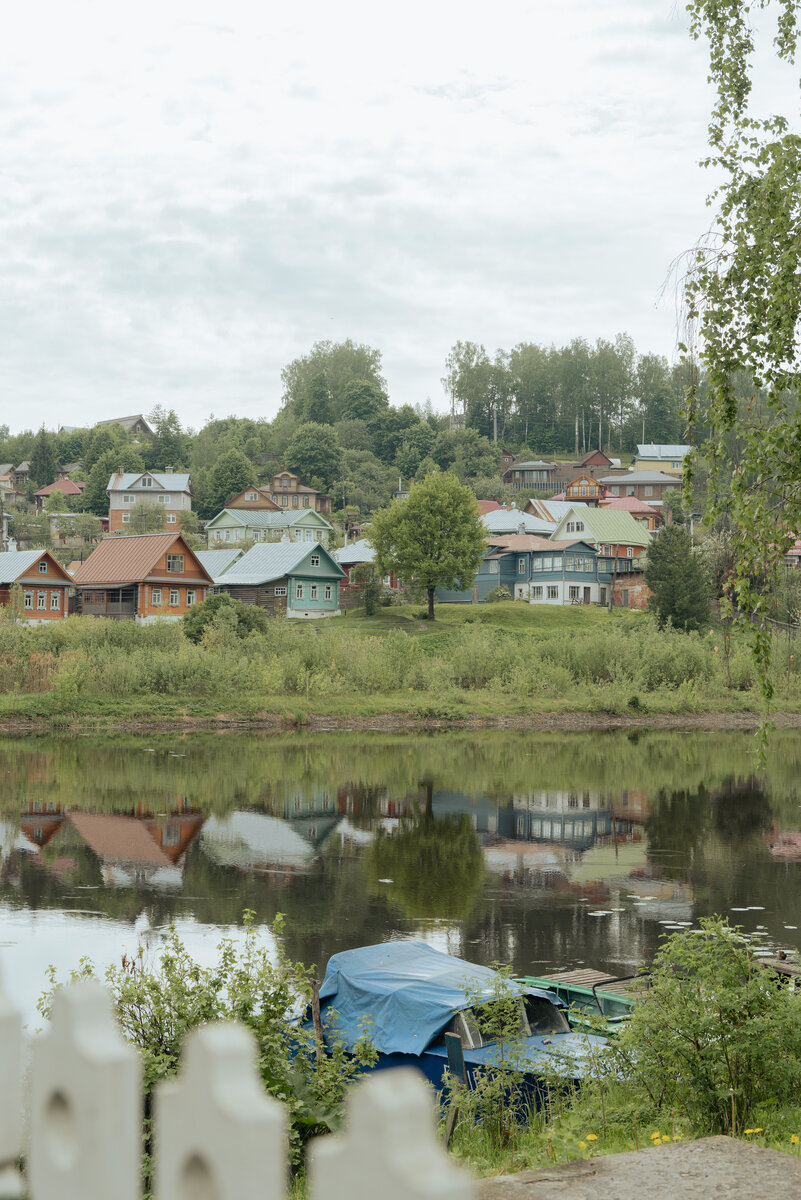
516, 975, 637, 1036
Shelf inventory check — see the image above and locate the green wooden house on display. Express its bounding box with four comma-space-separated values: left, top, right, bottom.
205, 507, 334, 549
213, 542, 345, 618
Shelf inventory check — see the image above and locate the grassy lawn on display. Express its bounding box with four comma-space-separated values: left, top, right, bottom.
332, 601, 641, 636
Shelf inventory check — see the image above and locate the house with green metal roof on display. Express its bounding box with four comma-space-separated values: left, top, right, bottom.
205, 507, 334, 549
213, 542, 345, 618
549, 506, 652, 555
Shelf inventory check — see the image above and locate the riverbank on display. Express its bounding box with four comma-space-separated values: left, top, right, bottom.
0, 600, 794, 734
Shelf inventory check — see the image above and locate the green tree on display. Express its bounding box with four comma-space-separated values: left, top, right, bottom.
368, 405, 421, 464
281, 340, 387, 423
683, 0, 801, 701
340, 379, 388, 423
183, 593, 270, 643
285, 422, 342, 493
644, 525, 709, 632
207, 449, 254, 516
371, 471, 487, 618
29, 427, 57, 489
431, 428, 499, 480
147, 406, 189, 471
82, 447, 145, 516
119, 502, 165, 535
394, 424, 436, 478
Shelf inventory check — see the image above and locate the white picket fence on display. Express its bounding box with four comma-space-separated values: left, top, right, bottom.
0, 975, 474, 1200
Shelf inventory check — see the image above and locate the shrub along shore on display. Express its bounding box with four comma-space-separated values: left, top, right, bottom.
0, 601, 797, 730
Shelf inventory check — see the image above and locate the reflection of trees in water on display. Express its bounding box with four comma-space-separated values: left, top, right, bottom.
645, 786, 711, 881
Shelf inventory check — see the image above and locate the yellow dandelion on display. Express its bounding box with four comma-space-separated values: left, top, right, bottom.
754, 1127, 763, 1133
586, 1134, 597, 1142
578, 1141, 587, 1150
790, 1135, 799, 1145
650, 1132, 661, 1140
673, 1136, 682, 1143
744, 1129, 754, 1135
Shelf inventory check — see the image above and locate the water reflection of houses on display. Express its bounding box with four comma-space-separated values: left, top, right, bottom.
13, 799, 204, 892
201, 811, 341, 879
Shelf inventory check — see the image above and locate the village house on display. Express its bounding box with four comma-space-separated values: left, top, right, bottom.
597, 470, 681, 506
633, 444, 689, 475
501, 459, 559, 493
482, 507, 556, 537
14, 461, 30, 488
72, 532, 213, 622
600, 494, 663, 533
95, 414, 155, 442
205, 506, 334, 548
553, 473, 605, 507
213, 541, 345, 618
549, 505, 652, 558
194, 547, 243, 580
0, 475, 25, 508
224, 486, 280, 512
264, 470, 332, 514
34, 479, 87, 512
0, 549, 73, 622
107, 469, 192, 533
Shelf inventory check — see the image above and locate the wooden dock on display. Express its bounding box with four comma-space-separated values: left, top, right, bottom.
540, 968, 646, 997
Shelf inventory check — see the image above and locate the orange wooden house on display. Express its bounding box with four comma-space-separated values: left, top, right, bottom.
72, 533, 214, 622
0, 549, 73, 621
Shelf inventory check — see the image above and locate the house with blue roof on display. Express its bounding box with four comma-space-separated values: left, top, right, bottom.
205, 507, 334, 549
213, 542, 345, 618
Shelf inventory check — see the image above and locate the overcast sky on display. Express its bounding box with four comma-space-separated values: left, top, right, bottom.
0, 1, 794, 434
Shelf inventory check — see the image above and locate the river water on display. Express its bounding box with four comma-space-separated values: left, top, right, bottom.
2, 727, 801, 1022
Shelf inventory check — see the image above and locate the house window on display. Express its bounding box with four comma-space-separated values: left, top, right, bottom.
547, 585, 558, 599
310, 584, 318, 600
543, 557, 552, 570
621, 589, 630, 607
50, 592, 60, 610
645, 486, 653, 496
37, 592, 46, 610
611, 486, 619, 496
310, 554, 320, 567
552, 556, 562, 570
292, 495, 298, 507
304, 530, 314, 541
141, 477, 153, 486
169, 590, 180, 606
38, 560, 48, 574
295, 583, 304, 600
566, 521, 574, 533
532, 558, 542, 571
517, 557, 526, 574
166, 513, 177, 524
575, 521, 584, 531
151, 588, 162, 605
569, 585, 580, 600
581, 486, 587, 496
488, 559, 499, 574
532, 586, 543, 598
282, 477, 289, 489
274, 586, 287, 596
626, 487, 634, 496
324, 584, 332, 600
281, 496, 288, 507
246, 492, 258, 501
186, 590, 196, 605
122, 513, 130, 524
123, 494, 134, 504
167, 554, 185, 573
157, 494, 171, 504
24, 591, 33, 610
627, 547, 633, 558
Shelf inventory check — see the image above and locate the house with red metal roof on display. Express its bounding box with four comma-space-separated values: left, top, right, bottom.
34, 479, 87, 512
0, 550, 73, 622
72, 533, 213, 622
600, 494, 663, 533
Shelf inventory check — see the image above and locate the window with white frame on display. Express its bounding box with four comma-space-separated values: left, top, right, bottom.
645, 486, 653, 496
310, 554, 320, 567
37, 592, 46, 610
246, 492, 258, 501
166, 554, 184, 573
627, 546, 633, 558
310, 584, 318, 600
50, 591, 60, 610
324, 584, 332, 600
157, 494, 171, 504
186, 590, 196, 606
518, 557, 526, 574
575, 520, 584, 531
123, 494, 134, 504
532, 586, 543, 598
543, 557, 552, 570
38, 560, 48, 574
532, 557, 542, 571
24, 591, 33, 610
569, 585, 580, 600
295, 583, 304, 600
122, 513, 130, 523
169, 590, 180, 606
547, 585, 558, 599
552, 556, 562, 570
151, 588, 162, 605
141, 477, 152, 486
274, 586, 287, 596
489, 559, 499, 574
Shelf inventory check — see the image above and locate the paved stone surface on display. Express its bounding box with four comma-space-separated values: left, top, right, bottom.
478, 1137, 801, 1199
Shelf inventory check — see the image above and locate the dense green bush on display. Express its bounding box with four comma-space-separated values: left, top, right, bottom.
183, 593, 271, 644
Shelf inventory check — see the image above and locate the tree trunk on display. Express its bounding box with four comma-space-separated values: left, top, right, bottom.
427, 587, 435, 620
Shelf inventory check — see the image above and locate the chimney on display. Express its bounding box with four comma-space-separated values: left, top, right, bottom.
517, 522, 526, 536
165, 466, 174, 474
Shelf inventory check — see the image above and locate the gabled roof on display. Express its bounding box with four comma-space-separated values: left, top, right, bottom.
96, 414, 156, 435
218, 542, 345, 586
334, 538, 375, 565
551, 506, 652, 547
16, 461, 30, 472
598, 470, 681, 485
34, 480, 85, 498
206, 507, 333, 530
107, 472, 191, 492
0, 549, 73, 585
636, 444, 690, 459
486, 535, 590, 553
476, 500, 502, 514
503, 459, 557, 470
524, 498, 586, 523
600, 496, 659, 515
72, 533, 213, 586
194, 548, 244, 578
482, 509, 553, 536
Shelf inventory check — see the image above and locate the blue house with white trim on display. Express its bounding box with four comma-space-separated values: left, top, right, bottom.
214, 541, 345, 618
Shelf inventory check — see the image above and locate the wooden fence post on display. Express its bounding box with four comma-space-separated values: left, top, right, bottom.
28, 982, 142, 1200
154, 1022, 287, 1200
